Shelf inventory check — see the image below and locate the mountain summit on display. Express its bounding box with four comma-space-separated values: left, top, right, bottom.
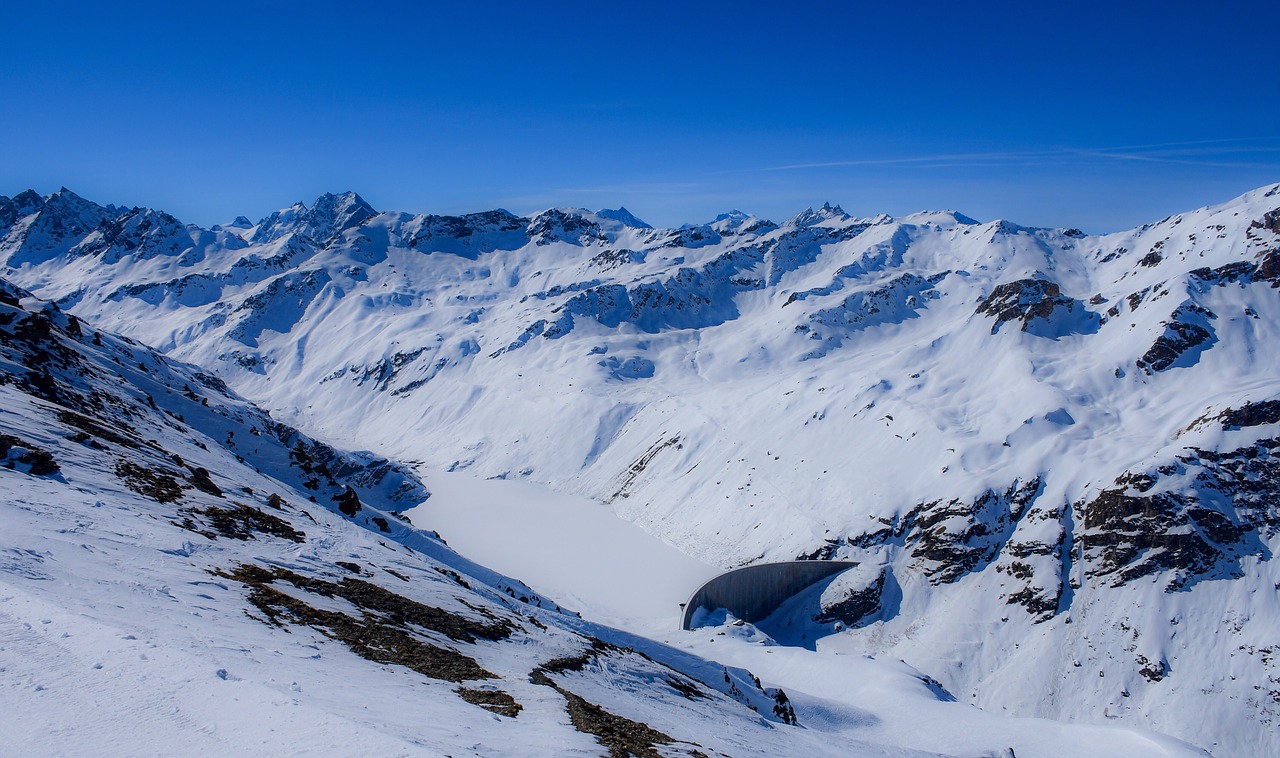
596, 206, 653, 228
3, 182, 1279, 755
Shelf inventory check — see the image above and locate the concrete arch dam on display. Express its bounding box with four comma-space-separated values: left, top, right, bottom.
681, 560, 858, 630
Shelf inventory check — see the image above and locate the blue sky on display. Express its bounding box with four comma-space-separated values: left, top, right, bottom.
2, 1, 1277, 231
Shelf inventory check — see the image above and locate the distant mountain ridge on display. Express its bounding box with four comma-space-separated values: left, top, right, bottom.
0, 275, 860, 757
3, 182, 1280, 754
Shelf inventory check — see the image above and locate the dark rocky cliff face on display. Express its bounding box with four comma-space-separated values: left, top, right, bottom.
976, 278, 1097, 336
1077, 419, 1280, 591
1135, 303, 1216, 374
844, 478, 1045, 587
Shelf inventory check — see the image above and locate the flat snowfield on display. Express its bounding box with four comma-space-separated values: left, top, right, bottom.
406, 471, 1207, 758
409, 471, 720, 634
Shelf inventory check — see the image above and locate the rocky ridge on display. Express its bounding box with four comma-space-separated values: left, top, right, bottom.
3, 182, 1280, 754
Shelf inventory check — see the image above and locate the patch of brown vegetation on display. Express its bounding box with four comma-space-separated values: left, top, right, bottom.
456, 687, 522, 717
186, 466, 223, 497
665, 676, 708, 701
179, 503, 306, 543
0, 434, 59, 476
59, 409, 138, 448
557, 686, 676, 758
219, 563, 504, 683
528, 640, 711, 757
223, 563, 515, 643
116, 459, 184, 502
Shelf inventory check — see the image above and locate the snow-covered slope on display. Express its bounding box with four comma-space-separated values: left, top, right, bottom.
4, 183, 1279, 754
0, 278, 1205, 757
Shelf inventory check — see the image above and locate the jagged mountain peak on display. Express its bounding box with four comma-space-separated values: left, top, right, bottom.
309, 189, 376, 217
304, 190, 378, 236
42, 186, 109, 215
251, 201, 307, 236
596, 206, 652, 229
212, 215, 255, 231
0, 186, 118, 267
713, 209, 751, 222
710, 209, 776, 236
49, 185, 86, 200
526, 207, 609, 246
3, 181, 1280, 754
9, 188, 43, 203
250, 191, 377, 246
0, 190, 45, 226
785, 202, 855, 228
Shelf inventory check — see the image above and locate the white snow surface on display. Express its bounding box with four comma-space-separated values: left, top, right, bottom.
404, 472, 1202, 758
4, 183, 1280, 754
410, 472, 718, 633
0, 277, 1207, 757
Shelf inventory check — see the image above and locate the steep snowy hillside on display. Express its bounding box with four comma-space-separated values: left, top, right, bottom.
1, 278, 1207, 757
3, 183, 1278, 754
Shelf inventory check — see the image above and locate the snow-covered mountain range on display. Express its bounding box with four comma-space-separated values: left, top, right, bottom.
3, 182, 1278, 755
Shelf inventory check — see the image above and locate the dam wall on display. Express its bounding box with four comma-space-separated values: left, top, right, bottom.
681, 560, 858, 630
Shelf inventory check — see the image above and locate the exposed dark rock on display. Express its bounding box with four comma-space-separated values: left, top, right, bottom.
1251, 209, 1280, 236
433, 566, 471, 589
489, 318, 549, 357
530, 648, 679, 758
913, 479, 1042, 584
58, 409, 137, 448
1259, 250, 1280, 284
589, 248, 645, 270
334, 485, 362, 516
996, 497, 1070, 622
1077, 438, 1279, 589
976, 279, 1097, 336
116, 460, 185, 503
665, 676, 708, 701
797, 539, 842, 561
546, 245, 767, 340
1135, 303, 1215, 374
186, 466, 223, 497
221, 563, 499, 683
815, 568, 886, 627
771, 689, 797, 726
180, 503, 306, 543
0, 434, 59, 476
847, 479, 1044, 586
554, 684, 675, 758
405, 210, 529, 257
609, 436, 682, 502
527, 209, 607, 247
456, 687, 522, 717
1138, 655, 1170, 682
1190, 260, 1257, 286
1217, 400, 1280, 430
1006, 585, 1059, 618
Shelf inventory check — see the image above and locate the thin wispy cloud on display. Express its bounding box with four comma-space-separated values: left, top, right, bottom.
729, 138, 1280, 174
548, 182, 706, 196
